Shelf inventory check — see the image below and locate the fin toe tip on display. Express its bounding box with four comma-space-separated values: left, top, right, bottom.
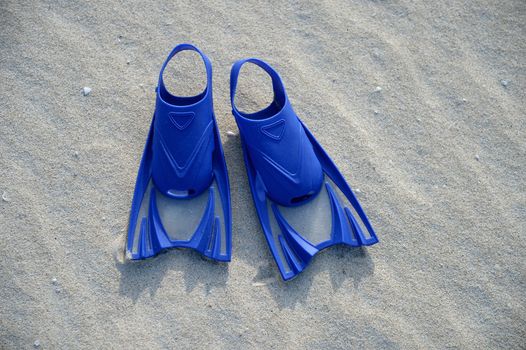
361, 236, 379, 246
208, 256, 231, 263
281, 271, 299, 281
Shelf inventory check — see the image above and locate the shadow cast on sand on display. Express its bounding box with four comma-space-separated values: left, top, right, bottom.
116, 249, 229, 302
252, 246, 376, 309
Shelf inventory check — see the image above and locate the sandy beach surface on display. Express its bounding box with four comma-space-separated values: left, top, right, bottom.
1, 0, 525, 348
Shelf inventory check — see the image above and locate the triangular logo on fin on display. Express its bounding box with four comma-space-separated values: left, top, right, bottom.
169, 112, 195, 130
260, 119, 285, 141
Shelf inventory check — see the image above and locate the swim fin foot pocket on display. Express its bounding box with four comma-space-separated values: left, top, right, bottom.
230, 58, 379, 280
125, 44, 232, 262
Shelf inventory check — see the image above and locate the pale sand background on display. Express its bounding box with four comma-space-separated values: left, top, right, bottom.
1, 0, 525, 348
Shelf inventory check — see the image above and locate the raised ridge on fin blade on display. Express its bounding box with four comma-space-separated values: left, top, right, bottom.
208, 217, 223, 259
345, 207, 378, 246
278, 235, 302, 279
272, 203, 318, 279
188, 187, 215, 252
137, 217, 151, 259
325, 182, 361, 247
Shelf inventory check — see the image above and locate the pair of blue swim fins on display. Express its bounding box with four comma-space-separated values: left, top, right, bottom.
126, 44, 378, 281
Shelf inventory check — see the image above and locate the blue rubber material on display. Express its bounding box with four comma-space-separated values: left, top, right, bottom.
126, 44, 231, 261
230, 58, 378, 280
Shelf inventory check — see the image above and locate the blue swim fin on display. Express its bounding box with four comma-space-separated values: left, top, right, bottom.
230, 58, 378, 280
126, 44, 231, 262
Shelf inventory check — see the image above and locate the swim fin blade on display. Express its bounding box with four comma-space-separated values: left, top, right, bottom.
125, 44, 231, 262
230, 58, 378, 280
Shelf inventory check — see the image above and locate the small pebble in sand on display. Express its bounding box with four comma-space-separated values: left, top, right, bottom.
51, 277, 58, 285
226, 131, 236, 137
82, 87, 92, 96
55, 288, 61, 294
252, 281, 267, 287
374, 110, 379, 115
475, 154, 480, 161
252, 277, 275, 286
126, 59, 130, 65
500, 79, 509, 87
375, 86, 382, 92
462, 98, 467, 102
34, 340, 40, 348
2, 191, 10, 202
417, 118, 422, 122
355, 188, 361, 194
73, 151, 79, 158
